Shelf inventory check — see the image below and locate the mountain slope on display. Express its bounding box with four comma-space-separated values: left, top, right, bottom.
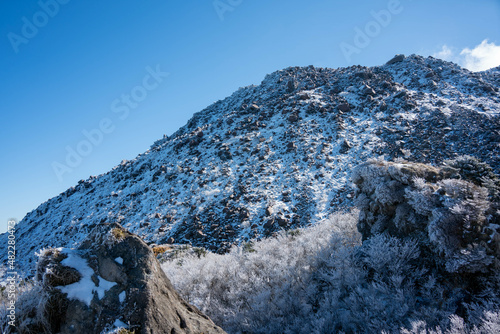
5, 54, 500, 278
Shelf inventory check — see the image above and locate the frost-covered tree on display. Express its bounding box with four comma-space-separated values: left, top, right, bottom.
161, 157, 500, 334
162, 212, 500, 333
353, 158, 500, 277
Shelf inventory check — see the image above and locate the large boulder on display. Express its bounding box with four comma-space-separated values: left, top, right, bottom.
386, 54, 405, 65
33, 223, 227, 334
352, 157, 500, 275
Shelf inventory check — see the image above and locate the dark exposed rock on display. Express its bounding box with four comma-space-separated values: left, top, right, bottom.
386, 54, 405, 65
338, 103, 350, 113
249, 104, 260, 111
362, 84, 376, 96
288, 113, 299, 122
425, 71, 435, 78
275, 216, 289, 227
299, 93, 309, 100
263, 219, 274, 229
339, 139, 352, 154
286, 141, 297, 152
32, 223, 227, 334
286, 79, 297, 93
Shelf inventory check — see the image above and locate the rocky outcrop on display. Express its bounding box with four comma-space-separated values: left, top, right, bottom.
31, 223, 227, 334
352, 157, 500, 276
386, 54, 405, 65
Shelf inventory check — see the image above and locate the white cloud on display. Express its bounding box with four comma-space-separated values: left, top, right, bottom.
433, 45, 453, 60
460, 40, 500, 71
432, 39, 500, 72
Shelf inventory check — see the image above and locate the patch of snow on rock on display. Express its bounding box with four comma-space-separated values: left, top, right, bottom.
57, 249, 116, 306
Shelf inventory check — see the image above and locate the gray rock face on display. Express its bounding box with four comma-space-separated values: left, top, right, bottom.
362, 84, 376, 96
337, 102, 350, 112
386, 54, 405, 65
34, 223, 227, 334
352, 158, 500, 276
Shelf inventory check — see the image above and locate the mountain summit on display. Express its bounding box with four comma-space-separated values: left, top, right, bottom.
5, 54, 500, 278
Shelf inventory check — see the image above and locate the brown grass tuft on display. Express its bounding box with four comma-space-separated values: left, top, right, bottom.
153, 245, 170, 256
111, 227, 127, 241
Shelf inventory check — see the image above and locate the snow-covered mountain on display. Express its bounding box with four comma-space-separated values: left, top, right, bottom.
5, 54, 500, 278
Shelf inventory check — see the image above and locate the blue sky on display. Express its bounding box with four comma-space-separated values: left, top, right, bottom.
1, 0, 499, 233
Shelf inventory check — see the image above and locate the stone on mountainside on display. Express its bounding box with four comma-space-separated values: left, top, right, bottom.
386, 54, 405, 65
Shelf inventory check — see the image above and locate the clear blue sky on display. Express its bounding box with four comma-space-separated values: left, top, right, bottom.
1, 0, 499, 233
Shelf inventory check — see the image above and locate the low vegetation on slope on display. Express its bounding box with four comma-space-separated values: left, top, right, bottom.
162, 158, 500, 334
161, 212, 498, 333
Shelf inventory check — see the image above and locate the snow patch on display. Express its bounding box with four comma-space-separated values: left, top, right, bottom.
56, 249, 117, 306
119, 291, 126, 303
114, 319, 128, 328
